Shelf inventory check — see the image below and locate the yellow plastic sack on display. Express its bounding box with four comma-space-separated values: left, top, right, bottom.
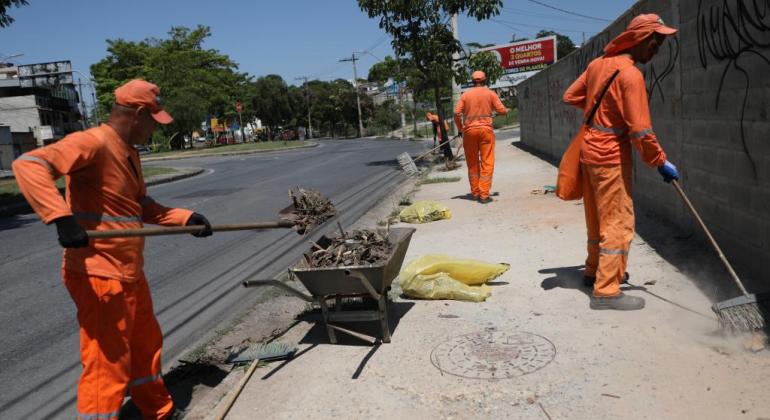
399, 201, 452, 224
399, 254, 510, 302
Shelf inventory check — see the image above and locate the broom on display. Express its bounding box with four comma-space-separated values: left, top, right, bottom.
672, 180, 769, 332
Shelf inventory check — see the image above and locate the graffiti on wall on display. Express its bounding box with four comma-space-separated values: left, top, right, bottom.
573, 32, 610, 77
697, 0, 770, 178
645, 37, 680, 103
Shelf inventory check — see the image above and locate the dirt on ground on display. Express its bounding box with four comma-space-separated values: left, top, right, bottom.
120, 171, 423, 420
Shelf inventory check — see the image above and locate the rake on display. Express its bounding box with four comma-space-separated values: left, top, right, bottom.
398, 134, 461, 175
214, 341, 296, 420
672, 180, 769, 332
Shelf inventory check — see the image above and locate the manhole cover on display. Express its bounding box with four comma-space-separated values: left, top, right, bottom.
430, 330, 555, 379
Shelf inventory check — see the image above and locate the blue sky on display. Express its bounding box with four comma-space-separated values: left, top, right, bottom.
1, 0, 636, 96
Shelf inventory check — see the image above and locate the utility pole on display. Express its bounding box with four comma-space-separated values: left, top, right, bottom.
76, 78, 90, 128
451, 13, 461, 136
294, 76, 312, 139
340, 53, 365, 137
91, 90, 100, 125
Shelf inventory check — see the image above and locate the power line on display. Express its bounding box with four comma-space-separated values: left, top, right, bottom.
492, 18, 598, 35
490, 19, 535, 39
524, 0, 613, 23
501, 6, 607, 24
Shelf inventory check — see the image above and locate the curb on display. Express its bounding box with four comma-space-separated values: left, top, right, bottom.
0, 167, 206, 218
140, 141, 319, 163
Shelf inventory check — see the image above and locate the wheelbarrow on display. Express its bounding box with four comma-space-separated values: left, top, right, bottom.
243, 227, 416, 344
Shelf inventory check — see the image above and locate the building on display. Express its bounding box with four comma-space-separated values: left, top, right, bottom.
0, 61, 84, 170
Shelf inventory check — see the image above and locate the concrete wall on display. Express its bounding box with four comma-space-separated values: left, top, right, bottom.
518, 0, 770, 287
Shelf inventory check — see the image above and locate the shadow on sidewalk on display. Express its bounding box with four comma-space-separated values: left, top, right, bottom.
539, 265, 591, 298
296, 300, 415, 347
119, 361, 229, 419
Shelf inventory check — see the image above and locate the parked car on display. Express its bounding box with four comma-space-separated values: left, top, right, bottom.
134, 144, 151, 155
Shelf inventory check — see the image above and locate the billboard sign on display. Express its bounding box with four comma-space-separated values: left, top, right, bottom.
464, 36, 557, 90
18, 60, 74, 88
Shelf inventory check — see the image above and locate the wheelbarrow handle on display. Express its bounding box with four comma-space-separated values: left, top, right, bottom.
86, 221, 295, 239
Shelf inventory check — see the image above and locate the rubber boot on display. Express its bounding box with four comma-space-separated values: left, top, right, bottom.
590, 293, 645, 311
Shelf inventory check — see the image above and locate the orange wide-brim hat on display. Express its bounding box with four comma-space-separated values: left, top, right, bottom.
604, 13, 678, 55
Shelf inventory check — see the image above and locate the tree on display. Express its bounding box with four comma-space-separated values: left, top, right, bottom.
91, 26, 249, 149
465, 50, 504, 85
252, 75, 292, 139
359, 0, 503, 144
367, 56, 403, 83
536, 30, 576, 60
0, 0, 27, 28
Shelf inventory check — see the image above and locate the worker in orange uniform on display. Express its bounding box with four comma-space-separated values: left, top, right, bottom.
426, 111, 457, 168
12, 80, 212, 419
454, 71, 507, 203
563, 14, 679, 311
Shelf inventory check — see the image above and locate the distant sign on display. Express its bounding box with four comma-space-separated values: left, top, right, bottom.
17, 60, 74, 88
463, 36, 557, 90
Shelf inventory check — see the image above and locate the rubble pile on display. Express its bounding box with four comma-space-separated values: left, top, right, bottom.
281, 187, 337, 234
306, 229, 393, 268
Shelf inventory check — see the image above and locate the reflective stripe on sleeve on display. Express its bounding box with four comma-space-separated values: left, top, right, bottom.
629, 128, 654, 139
73, 212, 141, 223
463, 114, 494, 120
18, 155, 55, 174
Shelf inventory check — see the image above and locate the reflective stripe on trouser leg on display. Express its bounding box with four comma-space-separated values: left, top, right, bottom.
583, 164, 634, 297
63, 272, 132, 420
581, 164, 599, 277
463, 134, 481, 196
127, 275, 174, 418
477, 129, 495, 199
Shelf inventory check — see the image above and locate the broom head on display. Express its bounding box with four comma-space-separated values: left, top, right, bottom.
712, 293, 770, 333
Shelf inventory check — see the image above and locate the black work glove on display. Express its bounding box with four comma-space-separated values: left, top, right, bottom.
53, 216, 89, 248
186, 212, 212, 237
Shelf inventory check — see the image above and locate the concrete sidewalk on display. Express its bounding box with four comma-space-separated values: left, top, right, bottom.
217, 132, 770, 420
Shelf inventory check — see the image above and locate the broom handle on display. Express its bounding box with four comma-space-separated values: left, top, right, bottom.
86, 221, 294, 238
413, 134, 461, 162
672, 180, 749, 296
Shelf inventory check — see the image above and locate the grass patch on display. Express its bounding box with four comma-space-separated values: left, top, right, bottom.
147, 141, 313, 159
0, 167, 179, 207
417, 176, 461, 185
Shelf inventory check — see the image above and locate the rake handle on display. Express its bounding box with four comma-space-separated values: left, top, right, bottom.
672, 180, 749, 296
86, 221, 295, 238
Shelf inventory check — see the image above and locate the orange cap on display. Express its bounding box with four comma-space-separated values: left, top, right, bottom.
114, 79, 173, 125
604, 14, 678, 55
471, 70, 486, 82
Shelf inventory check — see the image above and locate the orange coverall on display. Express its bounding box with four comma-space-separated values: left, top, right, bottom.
12, 124, 192, 419
563, 55, 667, 297
454, 86, 507, 199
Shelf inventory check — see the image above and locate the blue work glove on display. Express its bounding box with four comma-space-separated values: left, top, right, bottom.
186, 212, 212, 237
657, 160, 679, 183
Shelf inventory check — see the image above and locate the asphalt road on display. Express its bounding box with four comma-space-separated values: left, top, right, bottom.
0, 138, 427, 419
